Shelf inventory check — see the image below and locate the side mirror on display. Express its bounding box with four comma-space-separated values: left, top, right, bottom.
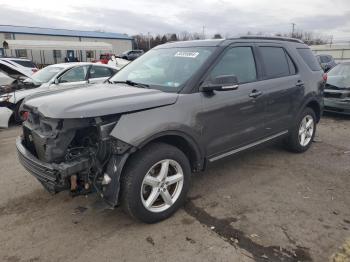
201, 75, 239, 92
54, 78, 59, 85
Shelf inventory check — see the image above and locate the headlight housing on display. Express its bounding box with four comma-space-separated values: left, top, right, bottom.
0, 94, 12, 102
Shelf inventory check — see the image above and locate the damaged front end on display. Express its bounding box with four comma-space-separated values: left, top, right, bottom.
16, 108, 133, 206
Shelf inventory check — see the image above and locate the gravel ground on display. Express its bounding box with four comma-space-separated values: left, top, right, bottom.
0, 113, 349, 262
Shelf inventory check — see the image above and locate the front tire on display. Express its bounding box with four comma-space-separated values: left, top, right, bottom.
285, 107, 316, 153
13, 100, 24, 124
120, 143, 191, 223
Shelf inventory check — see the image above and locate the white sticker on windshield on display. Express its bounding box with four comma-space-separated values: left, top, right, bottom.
174, 52, 199, 58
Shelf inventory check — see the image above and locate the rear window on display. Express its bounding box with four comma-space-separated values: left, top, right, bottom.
11, 60, 36, 68
260, 47, 291, 78
297, 49, 321, 71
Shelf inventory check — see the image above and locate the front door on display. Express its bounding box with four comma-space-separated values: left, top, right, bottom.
199, 45, 268, 159
56, 65, 89, 88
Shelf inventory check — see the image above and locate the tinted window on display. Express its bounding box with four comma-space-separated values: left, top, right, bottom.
90, 66, 113, 78
260, 47, 290, 78
297, 48, 322, 71
209, 47, 257, 83
59, 66, 89, 83
12, 59, 36, 68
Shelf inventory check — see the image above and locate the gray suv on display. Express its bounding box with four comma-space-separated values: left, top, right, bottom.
16, 37, 324, 223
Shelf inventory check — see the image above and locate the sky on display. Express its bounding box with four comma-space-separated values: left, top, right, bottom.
1, 0, 350, 42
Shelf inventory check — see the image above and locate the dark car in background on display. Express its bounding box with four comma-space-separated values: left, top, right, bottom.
316, 54, 337, 72
323, 62, 350, 114
120, 50, 144, 60
16, 36, 324, 223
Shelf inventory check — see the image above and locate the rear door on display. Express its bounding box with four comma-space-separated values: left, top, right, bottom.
88, 65, 116, 84
255, 44, 302, 135
200, 44, 269, 158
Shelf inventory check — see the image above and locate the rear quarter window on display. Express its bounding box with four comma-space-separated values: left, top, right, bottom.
297, 48, 322, 71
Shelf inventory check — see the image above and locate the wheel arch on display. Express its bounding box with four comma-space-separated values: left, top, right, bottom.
298, 96, 322, 123
136, 131, 205, 172
305, 99, 322, 123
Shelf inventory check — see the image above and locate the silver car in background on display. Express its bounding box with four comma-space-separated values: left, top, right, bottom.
324, 62, 350, 115
0, 62, 119, 127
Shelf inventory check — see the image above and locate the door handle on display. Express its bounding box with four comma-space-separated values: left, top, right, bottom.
296, 80, 305, 87
249, 89, 263, 98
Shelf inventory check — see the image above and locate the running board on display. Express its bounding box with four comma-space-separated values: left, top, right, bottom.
208, 131, 288, 162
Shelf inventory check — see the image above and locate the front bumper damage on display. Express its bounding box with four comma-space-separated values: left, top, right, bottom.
324, 89, 350, 115
16, 137, 90, 193
16, 111, 133, 207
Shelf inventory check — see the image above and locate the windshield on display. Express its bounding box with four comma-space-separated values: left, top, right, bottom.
30, 66, 64, 83
110, 47, 214, 92
327, 63, 350, 88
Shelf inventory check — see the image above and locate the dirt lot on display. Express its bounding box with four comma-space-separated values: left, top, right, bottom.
0, 114, 349, 262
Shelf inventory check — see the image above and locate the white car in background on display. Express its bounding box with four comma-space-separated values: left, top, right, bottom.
0, 62, 119, 128
0, 57, 38, 77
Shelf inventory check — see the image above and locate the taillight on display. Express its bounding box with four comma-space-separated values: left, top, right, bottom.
322, 73, 327, 82
21, 111, 29, 121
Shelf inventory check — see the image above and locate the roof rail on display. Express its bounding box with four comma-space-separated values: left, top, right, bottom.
236, 36, 304, 44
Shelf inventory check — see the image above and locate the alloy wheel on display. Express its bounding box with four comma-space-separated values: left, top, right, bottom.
298, 115, 314, 147
140, 159, 184, 213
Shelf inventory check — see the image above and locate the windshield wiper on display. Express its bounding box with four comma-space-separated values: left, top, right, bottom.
112, 80, 149, 89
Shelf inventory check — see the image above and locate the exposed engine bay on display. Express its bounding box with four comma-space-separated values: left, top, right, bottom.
0, 79, 39, 95
18, 109, 133, 206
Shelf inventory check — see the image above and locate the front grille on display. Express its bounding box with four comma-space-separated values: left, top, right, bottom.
325, 84, 339, 90
16, 139, 57, 183
18, 150, 57, 183
324, 106, 344, 112
324, 92, 342, 99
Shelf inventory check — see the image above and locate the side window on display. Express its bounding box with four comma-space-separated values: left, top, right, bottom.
89, 66, 113, 78
260, 47, 290, 78
59, 66, 89, 83
209, 47, 257, 84
297, 48, 322, 71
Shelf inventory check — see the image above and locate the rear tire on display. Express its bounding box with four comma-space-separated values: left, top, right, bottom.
120, 143, 191, 223
285, 107, 316, 153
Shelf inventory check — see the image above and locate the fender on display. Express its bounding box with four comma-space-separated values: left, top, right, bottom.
110, 93, 205, 170
102, 153, 130, 207
137, 130, 205, 171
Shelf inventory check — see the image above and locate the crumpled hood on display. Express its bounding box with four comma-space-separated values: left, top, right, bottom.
23, 83, 179, 118
327, 76, 350, 90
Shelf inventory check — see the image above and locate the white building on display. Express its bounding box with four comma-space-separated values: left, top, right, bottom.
0, 25, 133, 65
311, 44, 350, 62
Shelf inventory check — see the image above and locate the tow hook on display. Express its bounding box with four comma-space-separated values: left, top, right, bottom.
70, 175, 78, 191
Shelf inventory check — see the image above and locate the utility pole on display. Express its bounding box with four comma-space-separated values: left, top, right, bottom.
202, 25, 206, 40
291, 23, 296, 38
148, 32, 151, 50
